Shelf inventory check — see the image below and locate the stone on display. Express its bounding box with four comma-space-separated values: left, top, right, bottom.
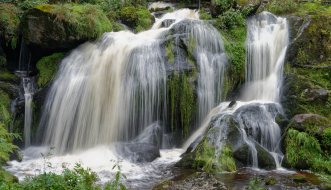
289, 114, 331, 135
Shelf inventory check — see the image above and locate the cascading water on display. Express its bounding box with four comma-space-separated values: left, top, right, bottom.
22, 77, 36, 147
6, 8, 227, 188
242, 11, 289, 102
184, 12, 289, 169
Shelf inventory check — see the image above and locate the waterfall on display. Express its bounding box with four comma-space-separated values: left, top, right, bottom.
37, 9, 226, 154
184, 12, 289, 169
22, 77, 36, 147
242, 11, 289, 102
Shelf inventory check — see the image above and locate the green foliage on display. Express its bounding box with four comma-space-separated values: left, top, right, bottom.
322, 128, 331, 153
0, 163, 127, 189
36, 52, 65, 88
199, 9, 212, 20
0, 90, 11, 126
105, 165, 127, 190
217, 9, 245, 30
218, 145, 236, 172
265, 0, 298, 15
168, 73, 195, 137
165, 41, 174, 64
285, 129, 331, 174
119, 6, 152, 32
212, 0, 234, 12
0, 123, 18, 165
18, 0, 49, 10
36, 3, 113, 38
0, 3, 20, 49
245, 177, 267, 190
285, 129, 322, 167
214, 9, 246, 97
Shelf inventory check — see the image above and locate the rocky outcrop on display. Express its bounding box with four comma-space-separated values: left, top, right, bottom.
153, 172, 228, 190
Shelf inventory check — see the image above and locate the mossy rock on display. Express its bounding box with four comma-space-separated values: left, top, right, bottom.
119, 6, 154, 32
36, 52, 65, 88
284, 128, 331, 174
22, 3, 114, 51
288, 114, 331, 136
0, 3, 20, 49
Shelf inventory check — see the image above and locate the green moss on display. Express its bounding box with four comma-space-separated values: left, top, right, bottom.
285, 129, 331, 174
36, 52, 65, 88
36, 3, 113, 39
0, 90, 11, 126
218, 145, 236, 172
119, 6, 153, 32
322, 128, 331, 154
193, 139, 217, 172
0, 3, 20, 49
168, 73, 195, 137
264, 0, 298, 15
165, 41, 174, 64
180, 75, 194, 137
199, 9, 212, 20
0, 70, 19, 83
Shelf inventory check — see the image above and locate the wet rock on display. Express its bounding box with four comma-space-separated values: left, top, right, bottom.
233, 143, 276, 170
116, 123, 161, 162
153, 172, 228, 190
161, 19, 175, 28
116, 142, 160, 163
265, 176, 277, 185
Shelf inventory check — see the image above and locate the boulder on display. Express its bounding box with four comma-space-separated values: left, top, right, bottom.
233, 143, 277, 170
22, 4, 113, 53
289, 114, 331, 135
116, 123, 161, 162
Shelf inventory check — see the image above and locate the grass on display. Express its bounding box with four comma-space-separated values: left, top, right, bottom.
119, 6, 153, 32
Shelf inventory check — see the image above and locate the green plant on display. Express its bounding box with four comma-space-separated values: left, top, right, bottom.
18, 0, 49, 10
212, 0, 234, 12
0, 3, 20, 49
217, 9, 245, 30
246, 177, 267, 190
119, 6, 152, 32
105, 164, 127, 190
0, 123, 19, 165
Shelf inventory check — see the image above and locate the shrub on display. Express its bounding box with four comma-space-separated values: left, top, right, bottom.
0, 123, 18, 165
212, 0, 234, 12
217, 9, 245, 30
18, 0, 49, 10
0, 3, 20, 49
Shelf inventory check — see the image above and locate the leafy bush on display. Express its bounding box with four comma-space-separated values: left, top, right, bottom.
0, 123, 18, 165
217, 9, 245, 30
0, 3, 20, 48
0, 163, 127, 189
212, 0, 234, 12
36, 52, 64, 88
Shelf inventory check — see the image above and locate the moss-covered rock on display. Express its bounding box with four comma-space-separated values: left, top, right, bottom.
36, 52, 65, 88
284, 129, 331, 174
288, 114, 331, 136
119, 6, 154, 32
0, 3, 20, 49
22, 3, 114, 51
